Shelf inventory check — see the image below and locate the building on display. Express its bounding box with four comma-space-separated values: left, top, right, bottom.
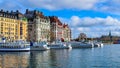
100, 31, 120, 43
49, 16, 71, 42
25, 9, 50, 42
49, 16, 63, 42
0, 9, 28, 41
63, 24, 71, 41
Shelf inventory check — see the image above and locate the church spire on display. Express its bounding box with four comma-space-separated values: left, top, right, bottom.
109, 31, 112, 42
109, 30, 111, 37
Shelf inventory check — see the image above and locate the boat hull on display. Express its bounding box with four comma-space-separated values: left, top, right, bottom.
0, 48, 30, 52
30, 46, 50, 51
48, 45, 71, 49
69, 42, 94, 48
71, 45, 93, 48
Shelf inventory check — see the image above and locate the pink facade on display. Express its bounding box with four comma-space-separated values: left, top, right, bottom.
49, 16, 71, 42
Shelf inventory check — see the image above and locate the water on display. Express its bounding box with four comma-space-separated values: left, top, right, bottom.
0, 44, 120, 68
0, 52, 30, 68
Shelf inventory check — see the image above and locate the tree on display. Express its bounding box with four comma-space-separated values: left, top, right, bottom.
78, 33, 87, 41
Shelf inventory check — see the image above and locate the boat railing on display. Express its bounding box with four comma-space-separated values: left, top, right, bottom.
33, 42, 47, 46
0, 41, 30, 48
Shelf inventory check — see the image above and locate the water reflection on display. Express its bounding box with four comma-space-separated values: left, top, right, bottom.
0, 52, 30, 68
30, 49, 71, 68
1, 45, 119, 68
30, 51, 51, 68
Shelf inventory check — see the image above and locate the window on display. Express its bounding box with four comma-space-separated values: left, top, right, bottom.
1, 18, 3, 21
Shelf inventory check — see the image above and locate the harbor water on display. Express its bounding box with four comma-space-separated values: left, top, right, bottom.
0, 44, 120, 68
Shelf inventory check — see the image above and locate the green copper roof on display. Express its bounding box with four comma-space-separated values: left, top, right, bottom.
22, 17, 28, 22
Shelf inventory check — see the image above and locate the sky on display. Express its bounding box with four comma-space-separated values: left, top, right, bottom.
0, 0, 120, 39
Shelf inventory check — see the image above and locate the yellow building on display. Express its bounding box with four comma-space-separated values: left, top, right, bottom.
0, 10, 28, 41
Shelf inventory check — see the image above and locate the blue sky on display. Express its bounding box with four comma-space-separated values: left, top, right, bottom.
0, 0, 120, 38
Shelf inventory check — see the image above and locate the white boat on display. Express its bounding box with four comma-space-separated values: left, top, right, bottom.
94, 42, 104, 47
68, 41, 94, 48
30, 42, 50, 51
0, 40, 30, 52
92, 41, 104, 47
48, 40, 72, 49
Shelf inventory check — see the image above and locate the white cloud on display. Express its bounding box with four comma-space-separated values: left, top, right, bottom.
0, 0, 98, 10
1, 0, 120, 38
70, 16, 120, 27
77, 27, 90, 32
61, 16, 120, 38
70, 16, 81, 26
0, 0, 26, 12
105, 16, 120, 25
0, 0, 120, 15
94, 0, 120, 15
24, 0, 97, 10
15, 0, 120, 15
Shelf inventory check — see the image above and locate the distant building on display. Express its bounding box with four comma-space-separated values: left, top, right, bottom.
25, 9, 50, 42
100, 31, 120, 43
100, 35, 120, 43
0, 9, 28, 41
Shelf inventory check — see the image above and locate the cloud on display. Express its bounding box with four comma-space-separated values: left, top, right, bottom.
70, 16, 81, 26
0, 0, 98, 10
0, 0, 120, 15
0, 0, 27, 12
60, 16, 120, 38
95, 0, 120, 15
70, 16, 120, 27
1, 0, 120, 38
77, 27, 90, 32
21, 0, 97, 10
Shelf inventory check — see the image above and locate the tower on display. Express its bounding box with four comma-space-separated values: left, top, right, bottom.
109, 31, 112, 42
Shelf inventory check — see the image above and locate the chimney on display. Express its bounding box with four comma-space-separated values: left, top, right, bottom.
26, 9, 29, 14
11, 10, 13, 13
16, 10, 19, 13
1, 9, 3, 12
34, 10, 38, 14
6, 10, 9, 13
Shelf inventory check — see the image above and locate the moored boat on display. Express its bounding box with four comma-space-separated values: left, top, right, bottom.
30, 42, 50, 51
48, 41, 72, 49
93, 42, 104, 47
68, 41, 94, 48
0, 40, 30, 52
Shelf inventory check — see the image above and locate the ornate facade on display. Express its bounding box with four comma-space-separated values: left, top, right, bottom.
0, 9, 71, 42
25, 9, 50, 42
49, 16, 71, 42
63, 24, 71, 41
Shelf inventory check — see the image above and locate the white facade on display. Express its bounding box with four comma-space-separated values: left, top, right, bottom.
25, 10, 50, 42
33, 16, 50, 42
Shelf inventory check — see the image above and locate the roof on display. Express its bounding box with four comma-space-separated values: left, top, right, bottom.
0, 9, 24, 19
49, 16, 63, 26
